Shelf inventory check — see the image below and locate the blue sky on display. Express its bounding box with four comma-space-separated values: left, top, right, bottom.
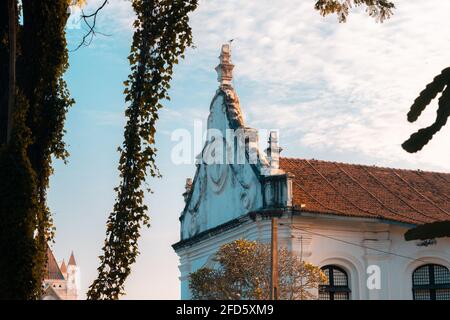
49, 0, 450, 299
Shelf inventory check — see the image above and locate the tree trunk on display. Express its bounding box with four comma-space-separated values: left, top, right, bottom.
7, 0, 16, 144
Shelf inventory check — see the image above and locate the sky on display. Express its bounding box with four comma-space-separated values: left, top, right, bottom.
49, 0, 450, 299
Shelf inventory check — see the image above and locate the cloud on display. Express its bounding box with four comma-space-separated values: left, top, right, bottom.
185, 0, 450, 171
66, 0, 134, 49
84, 0, 135, 33
72, 0, 450, 171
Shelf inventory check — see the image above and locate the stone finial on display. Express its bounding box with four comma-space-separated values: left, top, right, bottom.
215, 44, 234, 87
266, 131, 282, 171
183, 178, 193, 202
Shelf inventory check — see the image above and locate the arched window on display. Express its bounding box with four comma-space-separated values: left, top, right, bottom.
412, 264, 450, 300
319, 265, 351, 300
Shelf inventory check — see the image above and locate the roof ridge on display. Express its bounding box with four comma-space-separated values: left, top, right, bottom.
280, 156, 450, 176
45, 247, 65, 280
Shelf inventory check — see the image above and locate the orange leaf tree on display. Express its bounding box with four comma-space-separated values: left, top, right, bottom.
189, 239, 326, 300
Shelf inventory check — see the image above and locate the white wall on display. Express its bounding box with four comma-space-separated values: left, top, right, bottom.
176, 213, 450, 300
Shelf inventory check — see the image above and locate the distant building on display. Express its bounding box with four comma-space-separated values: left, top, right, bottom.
42, 248, 80, 300
172, 44, 450, 300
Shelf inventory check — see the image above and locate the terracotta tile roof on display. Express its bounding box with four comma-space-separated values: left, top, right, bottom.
44, 247, 65, 280
280, 157, 450, 225
60, 259, 67, 274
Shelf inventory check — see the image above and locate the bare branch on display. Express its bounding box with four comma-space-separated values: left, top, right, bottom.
71, 0, 110, 52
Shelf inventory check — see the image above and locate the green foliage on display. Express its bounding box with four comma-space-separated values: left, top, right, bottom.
87, 0, 198, 300
189, 239, 326, 300
1, 2, 9, 143
402, 68, 450, 153
0, 0, 73, 299
314, 0, 395, 22
0, 92, 45, 299
19, 1, 74, 245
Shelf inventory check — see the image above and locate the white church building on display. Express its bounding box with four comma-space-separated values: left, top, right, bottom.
172, 44, 450, 300
41, 248, 80, 300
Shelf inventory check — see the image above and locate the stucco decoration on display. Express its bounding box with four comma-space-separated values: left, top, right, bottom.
186, 166, 207, 238
206, 87, 244, 132
209, 164, 229, 194
181, 120, 263, 239
181, 91, 264, 239
179, 44, 291, 240
188, 211, 200, 237
230, 164, 255, 211
187, 166, 206, 214
204, 136, 232, 194
222, 86, 244, 129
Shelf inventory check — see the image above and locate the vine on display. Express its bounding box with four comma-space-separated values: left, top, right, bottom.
87, 0, 198, 299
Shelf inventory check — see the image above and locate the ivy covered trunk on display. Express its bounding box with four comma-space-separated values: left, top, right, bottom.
6, 0, 16, 143
0, 0, 73, 299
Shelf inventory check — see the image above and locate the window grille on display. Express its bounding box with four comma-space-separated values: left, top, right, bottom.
319, 265, 350, 300
412, 264, 450, 300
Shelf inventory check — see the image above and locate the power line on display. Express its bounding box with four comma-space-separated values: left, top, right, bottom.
284, 224, 429, 264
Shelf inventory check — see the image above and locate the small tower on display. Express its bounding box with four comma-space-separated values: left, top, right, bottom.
66, 251, 80, 300
215, 44, 234, 87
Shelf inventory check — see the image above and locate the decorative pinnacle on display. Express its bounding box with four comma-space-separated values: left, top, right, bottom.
215, 44, 234, 87
266, 131, 282, 171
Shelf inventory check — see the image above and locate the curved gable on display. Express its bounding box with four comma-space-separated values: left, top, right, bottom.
178, 45, 292, 242
180, 87, 264, 240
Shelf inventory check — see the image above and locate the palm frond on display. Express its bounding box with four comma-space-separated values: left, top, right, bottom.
402, 83, 450, 152
407, 67, 450, 122
405, 221, 450, 241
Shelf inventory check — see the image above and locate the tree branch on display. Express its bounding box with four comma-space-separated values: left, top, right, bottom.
71, 0, 109, 51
